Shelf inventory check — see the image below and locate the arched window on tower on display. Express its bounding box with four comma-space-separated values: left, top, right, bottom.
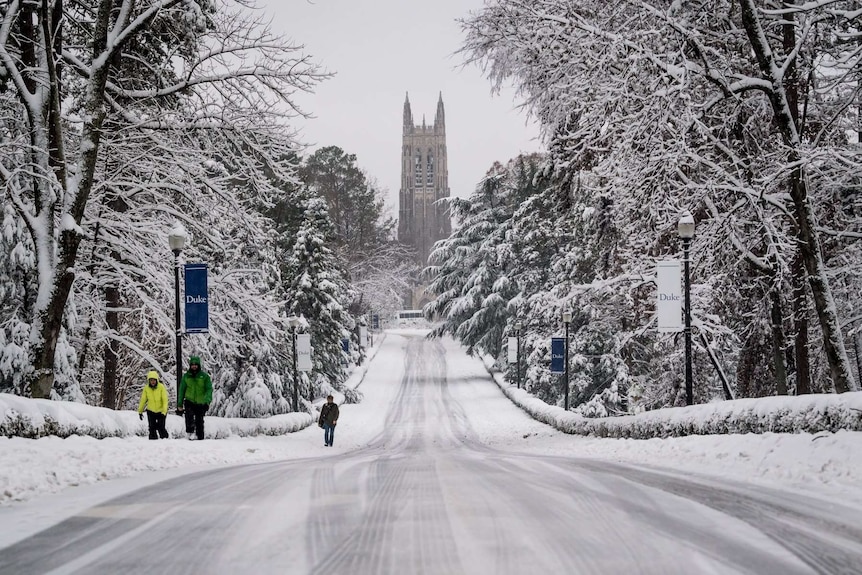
426, 152, 434, 186
414, 152, 422, 186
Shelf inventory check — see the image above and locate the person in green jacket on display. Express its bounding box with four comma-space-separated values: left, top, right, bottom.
177, 356, 213, 440
138, 370, 169, 440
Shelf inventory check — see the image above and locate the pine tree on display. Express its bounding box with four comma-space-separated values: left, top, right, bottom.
283, 197, 355, 403
427, 161, 518, 355
298, 146, 411, 318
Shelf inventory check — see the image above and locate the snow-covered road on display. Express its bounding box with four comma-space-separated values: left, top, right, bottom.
2, 332, 862, 574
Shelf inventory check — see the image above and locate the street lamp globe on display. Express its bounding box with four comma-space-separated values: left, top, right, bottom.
562, 310, 572, 324
678, 211, 695, 240
168, 223, 188, 252
514, 321, 523, 331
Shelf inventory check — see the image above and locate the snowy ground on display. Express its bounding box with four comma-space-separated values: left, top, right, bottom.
2, 329, 862, 551
441, 337, 862, 506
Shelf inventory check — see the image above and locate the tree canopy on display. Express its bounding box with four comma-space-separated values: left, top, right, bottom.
434, 0, 862, 412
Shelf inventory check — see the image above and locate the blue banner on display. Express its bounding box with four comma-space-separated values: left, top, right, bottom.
341, 337, 350, 353
550, 337, 565, 373
184, 263, 209, 334
371, 313, 380, 330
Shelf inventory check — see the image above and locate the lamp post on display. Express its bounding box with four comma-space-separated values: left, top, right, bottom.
562, 310, 572, 411
287, 315, 301, 412
514, 321, 523, 389
678, 211, 695, 406
168, 224, 187, 408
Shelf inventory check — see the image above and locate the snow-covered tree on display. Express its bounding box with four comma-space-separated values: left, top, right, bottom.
299, 146, 392, 258
346, 240, 417, 322
460, 0, 862, 405
426, 155, 546, 356
68, 97, 311, 415
298, 146, 413, 318
0, 0, 324, 401
283, 197, 355, 402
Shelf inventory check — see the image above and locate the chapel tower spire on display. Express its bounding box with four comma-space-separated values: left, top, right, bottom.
397, 92, 452, 307
403, 92, 413, 135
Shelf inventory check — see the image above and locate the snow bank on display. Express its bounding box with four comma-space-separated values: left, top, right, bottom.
479, 357, 862, 438
0, 433, 329, 508
0, 393, 312, 440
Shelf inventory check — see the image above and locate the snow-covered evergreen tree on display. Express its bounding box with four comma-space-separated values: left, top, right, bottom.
298, 146, 415, 320
283, 197, 355, 403
426, 156, 546, 356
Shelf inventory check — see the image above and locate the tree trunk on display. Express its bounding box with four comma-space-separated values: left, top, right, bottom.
76, 208, 105, 375
854, 323, 862, 387
29, 0, 118, 398
788, 167, 855, 393
781, 7, 811, 396
782, 2, 800, 127
30, 265, 76, 398
791, 249, 811, 395
77, 322, 94, 377
770, 289, 788, 395
102, 284, 119, 409
98, 154, 128, 409
740, 0, 857, 393
17, 4, 59, 398
736, 332, 758, 398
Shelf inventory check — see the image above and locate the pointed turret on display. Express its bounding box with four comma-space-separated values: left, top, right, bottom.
398, 89, 450, 304
435, 92, 445, 134
403, 92, 413, 135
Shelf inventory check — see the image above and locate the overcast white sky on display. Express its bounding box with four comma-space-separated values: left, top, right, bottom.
255, 0, 542, 212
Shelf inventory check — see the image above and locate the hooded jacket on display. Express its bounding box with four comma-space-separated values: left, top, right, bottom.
179, 356, 213, 406
138, 371, 169, 415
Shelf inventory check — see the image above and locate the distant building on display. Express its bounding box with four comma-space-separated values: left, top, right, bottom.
397, 92, 452, 308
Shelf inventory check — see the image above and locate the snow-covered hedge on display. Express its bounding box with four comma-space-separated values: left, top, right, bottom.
481, 358, 862, 438
0, 393, 313, 439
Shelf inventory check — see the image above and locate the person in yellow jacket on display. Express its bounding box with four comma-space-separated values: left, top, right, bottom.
138, 371, 170, 440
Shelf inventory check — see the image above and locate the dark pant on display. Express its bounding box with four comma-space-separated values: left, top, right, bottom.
184, 400, 207, 439
323, 423, 335, 446
146, 410, 169, 440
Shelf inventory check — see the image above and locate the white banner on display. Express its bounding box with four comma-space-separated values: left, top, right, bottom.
656, 260, 683, 332
359, 326, 368, 345
507, 337, 518, 364
297, 334, 313, 371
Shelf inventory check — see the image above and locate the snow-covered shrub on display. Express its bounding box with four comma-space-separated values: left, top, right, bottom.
482, 356, 862, 438
0, 393, 312, 439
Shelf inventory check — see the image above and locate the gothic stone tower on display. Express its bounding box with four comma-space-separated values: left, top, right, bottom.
398, 92, 452, 280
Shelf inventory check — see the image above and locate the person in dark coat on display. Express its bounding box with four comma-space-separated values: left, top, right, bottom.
318, 395, 339, 447
177, 356, 213, 440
